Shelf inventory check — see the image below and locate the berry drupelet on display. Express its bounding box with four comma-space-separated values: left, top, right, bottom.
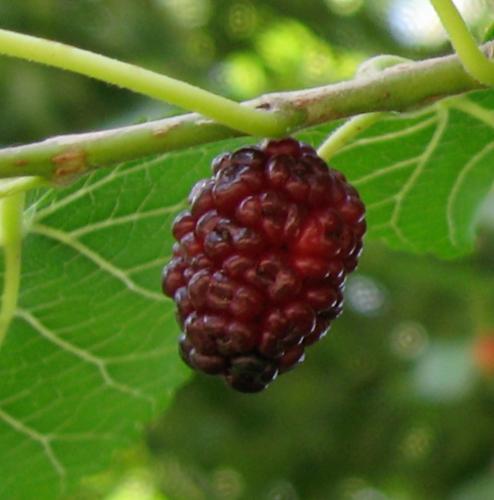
162, 138, 366, 392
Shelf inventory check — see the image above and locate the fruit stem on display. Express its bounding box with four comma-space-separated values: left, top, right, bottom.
430, 0, 494, 85
317, 113, 384, 162
0, 192, 25, 351
0, 28, 293, 137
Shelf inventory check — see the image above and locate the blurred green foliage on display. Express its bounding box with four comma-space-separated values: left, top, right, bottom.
2, 1, 494, 499
0, 0, 441, 144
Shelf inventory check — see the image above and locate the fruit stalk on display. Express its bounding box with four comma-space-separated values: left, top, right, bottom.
317, 113, 384, 161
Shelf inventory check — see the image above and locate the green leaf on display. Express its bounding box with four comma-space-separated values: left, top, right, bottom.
303, 89, 494, 258
0, 142, 247, 499
2, 88, 494, 498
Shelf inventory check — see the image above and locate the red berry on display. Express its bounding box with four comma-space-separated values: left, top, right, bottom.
162, 138, 366, 392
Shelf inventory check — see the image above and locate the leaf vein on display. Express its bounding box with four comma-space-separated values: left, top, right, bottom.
16, 308, 156, 410
389, 108, 449, 247
446, 141, 494, 246
69, 200, 186, 238
31, 223, 165, 302
0, 406, 66, 488
333, 115, 437, 157
34, 154, 169, 222
353, 157, 419, 187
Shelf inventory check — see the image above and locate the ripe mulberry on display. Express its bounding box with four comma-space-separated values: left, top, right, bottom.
162, 138, 366, 392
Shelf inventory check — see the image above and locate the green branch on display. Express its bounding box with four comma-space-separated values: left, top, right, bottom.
0, 193, 24, 350
0, 42, 492, 183
0, 29, 294, 137
430, 0, 494, 85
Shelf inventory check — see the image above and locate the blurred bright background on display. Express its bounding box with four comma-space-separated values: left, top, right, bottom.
1, 1, 494, 499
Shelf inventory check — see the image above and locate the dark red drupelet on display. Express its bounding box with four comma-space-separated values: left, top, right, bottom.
162, 138, 366, 392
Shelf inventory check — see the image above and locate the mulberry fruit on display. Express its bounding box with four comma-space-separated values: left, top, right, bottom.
162, 138, 366, 392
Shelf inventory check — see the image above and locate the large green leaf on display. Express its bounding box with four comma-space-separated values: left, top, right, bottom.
1, 88, 494, 498
0, 145, 239, 499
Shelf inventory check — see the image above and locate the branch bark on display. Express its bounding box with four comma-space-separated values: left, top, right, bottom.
1, 43, 492, 184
